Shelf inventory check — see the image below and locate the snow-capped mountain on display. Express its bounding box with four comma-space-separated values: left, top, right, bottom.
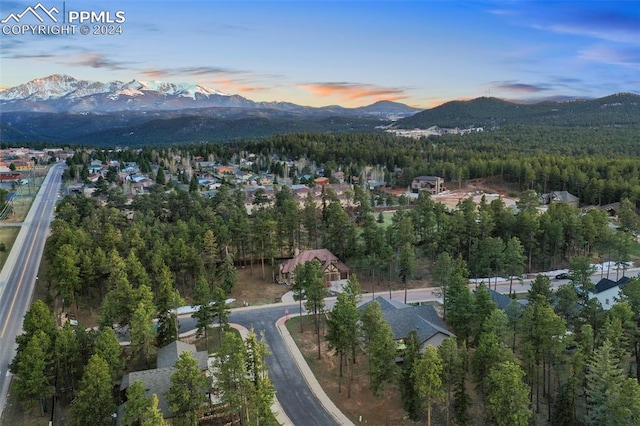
0, 74, 228, 101
0, 74, 422, 118
0, 74, 256, 113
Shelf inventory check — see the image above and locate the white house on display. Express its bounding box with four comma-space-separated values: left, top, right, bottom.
588, 276, 632, 310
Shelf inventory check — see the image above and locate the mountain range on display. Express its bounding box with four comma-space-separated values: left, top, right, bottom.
0, 74, 421, 119
393, 93, 640, 129
1, 75, 638, 146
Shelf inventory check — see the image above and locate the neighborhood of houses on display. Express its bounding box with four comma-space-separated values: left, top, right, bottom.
3, 147, 638, 423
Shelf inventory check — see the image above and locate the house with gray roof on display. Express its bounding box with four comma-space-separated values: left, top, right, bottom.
358, 296, 453, 352
486, 288, 527, 311
589, 276, 633, 311
118, 340, 209, 423
539, 191, 579, 208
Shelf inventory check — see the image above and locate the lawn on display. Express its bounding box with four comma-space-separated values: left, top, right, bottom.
0, 227, 20, 270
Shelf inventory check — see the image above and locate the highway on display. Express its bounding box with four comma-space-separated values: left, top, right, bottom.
0, 163, 65, 418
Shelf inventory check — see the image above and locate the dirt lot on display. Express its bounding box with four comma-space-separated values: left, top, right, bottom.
286, 315, 412, 425
227, 267, 291, 308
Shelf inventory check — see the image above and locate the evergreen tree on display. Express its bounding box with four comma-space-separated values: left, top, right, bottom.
130, 297, 157, 368
94, 326, 125, 382
211, 286, 231, 342
485, 361, 532, 426
361, 301, 397, 395
326, 279, 360, 396
10, 330, 53, 414
244, 330, 277, 425
142, 394, 168, 426
155, 265, 183, 348
412, 346, 444, 426
166, 352, 208, 425
432, 252, 454, 320
156, 167, 166, 185
218, 248, 237, 293
438, 337, 463, 425
71, 354, 115, 426
400, 330, 423, 420
215, 333, 251, 424
585, 340, 624, 426
189, 174, 199, 192
122, 380, 153, 426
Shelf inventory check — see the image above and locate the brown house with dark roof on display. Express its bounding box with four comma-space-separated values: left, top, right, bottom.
278, 249, 350, 284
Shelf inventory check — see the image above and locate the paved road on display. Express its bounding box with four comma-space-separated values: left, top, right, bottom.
178, 266, 640, 425
180, 304, 340, 426
0, 163, 65, 418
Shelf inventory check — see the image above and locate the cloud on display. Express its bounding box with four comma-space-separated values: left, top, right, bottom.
209, 78, 265, 94
579, 45, 640, 68
298, 82, 408, 102
140, 66, 244, 79
6, 52, 54, 60
64, 53, 127, 70
491, 82, 550, 93
490, 3, 639, 45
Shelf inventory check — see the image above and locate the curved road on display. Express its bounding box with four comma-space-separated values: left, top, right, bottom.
180, 305, 340, 426
0, 162, 65, 418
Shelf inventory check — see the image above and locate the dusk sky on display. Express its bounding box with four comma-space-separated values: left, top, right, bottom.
1, 0, 638, 108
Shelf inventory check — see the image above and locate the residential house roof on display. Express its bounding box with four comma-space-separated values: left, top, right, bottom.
486, 288, 526, 311
280, 249, 348, 275
540, 191, 579, 204
358, 296, 453, 346
119, 340, 209, 420
157, 340, 208, 370
120, 367, 176, 418
594, 276, 631, 293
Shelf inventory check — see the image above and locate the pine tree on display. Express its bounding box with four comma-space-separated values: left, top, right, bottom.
485, 361, 532, 426
71, 354, 115, 425
10, 330, 53, 414
166, 352, 208, 425
585, 340, 624, 425
400, 330, 422, 420
122, 380, 152, 426
142, 394, 167, 425
94, 326, 125, 382
412, 346, 444, 426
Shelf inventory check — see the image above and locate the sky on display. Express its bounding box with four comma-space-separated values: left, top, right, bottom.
0, 0, 638, 109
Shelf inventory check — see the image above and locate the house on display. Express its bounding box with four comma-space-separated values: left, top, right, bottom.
411, 176, 445, 195
314, 177, 329, 187
358, 296, 453, 353
589, 276, 632, 310
539, 191, 579, 208
119, 340, 209, 422
487, 288, 527, 311
278, 249, 349, 284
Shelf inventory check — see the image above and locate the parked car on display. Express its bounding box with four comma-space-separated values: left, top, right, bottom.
555, 272, 570, 280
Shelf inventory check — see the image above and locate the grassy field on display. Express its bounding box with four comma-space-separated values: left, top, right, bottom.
0, 173, 46, 272
0, 227, 20, 270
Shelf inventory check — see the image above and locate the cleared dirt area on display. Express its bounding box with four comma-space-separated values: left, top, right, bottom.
227, 267, 291, 308
286, 315, 412, 425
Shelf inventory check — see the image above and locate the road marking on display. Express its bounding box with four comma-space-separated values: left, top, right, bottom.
0, 204, 44, 338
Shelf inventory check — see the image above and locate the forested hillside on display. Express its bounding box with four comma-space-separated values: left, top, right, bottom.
168, 126, 640, 206
395, 93, 640, 129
